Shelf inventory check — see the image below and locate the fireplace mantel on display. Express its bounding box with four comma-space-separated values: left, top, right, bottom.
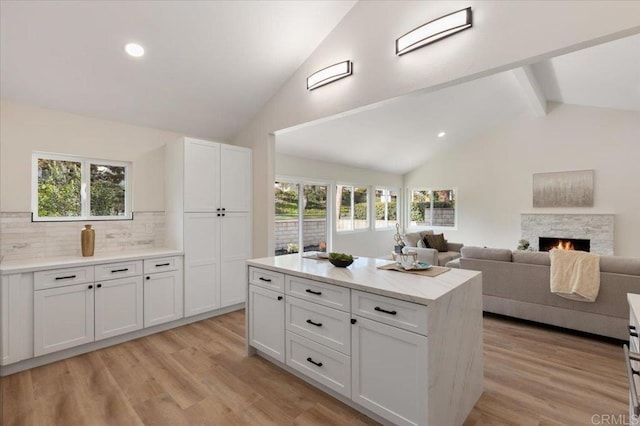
521, 214, 614, 256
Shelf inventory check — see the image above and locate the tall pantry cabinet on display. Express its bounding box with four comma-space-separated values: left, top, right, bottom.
166, 137, 252, 317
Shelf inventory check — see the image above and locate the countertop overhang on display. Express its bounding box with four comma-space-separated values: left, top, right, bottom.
247, 254, 481, 305
0, 248, 183, 275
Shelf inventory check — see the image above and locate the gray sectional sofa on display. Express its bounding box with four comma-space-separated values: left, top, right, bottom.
447, 246, 640, 340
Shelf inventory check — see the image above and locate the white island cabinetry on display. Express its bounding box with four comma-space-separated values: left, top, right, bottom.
246, 255, 483, 426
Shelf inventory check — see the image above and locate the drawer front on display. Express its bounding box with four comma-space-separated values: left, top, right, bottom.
286, 331, 351, 398
95, 260, 143, 281
34, 266, 94, 290
286, 296, 351, 355
285, 276, 350, 312
351, 290, 428, 336
249, 267, 284, 292
144, 257, 180, 274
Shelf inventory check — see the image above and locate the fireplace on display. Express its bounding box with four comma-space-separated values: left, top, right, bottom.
539, 237, 590, 252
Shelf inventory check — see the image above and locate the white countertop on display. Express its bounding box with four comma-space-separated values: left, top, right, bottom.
247, 254, 481, 305
0, 248, 183, 275
629, 293, 640, 324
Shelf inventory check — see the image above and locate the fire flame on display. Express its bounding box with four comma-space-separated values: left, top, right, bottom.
553, 240, 575, 250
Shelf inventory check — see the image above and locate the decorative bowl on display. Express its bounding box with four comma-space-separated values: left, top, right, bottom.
329, 257, 353, 268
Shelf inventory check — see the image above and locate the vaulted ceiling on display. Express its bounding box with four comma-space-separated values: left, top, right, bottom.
0, 1, 356, 141
275, 33, 640, 175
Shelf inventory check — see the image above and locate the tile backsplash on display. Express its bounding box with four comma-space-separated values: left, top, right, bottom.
0, 211, 166, 262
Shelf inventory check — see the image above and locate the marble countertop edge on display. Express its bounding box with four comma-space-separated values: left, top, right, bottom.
0, 248, 184, 274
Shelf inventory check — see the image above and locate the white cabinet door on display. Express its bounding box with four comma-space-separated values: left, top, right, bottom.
144, 270, 184, 327
184, 138, 220, 212
220, 212, 251, 307
95, 276, 143, 340
1, 273, 33, 365
184, 213, 220, 315
249, 285, 285, 362
34, 283, 95, 356
220, 144, 251, 212
351, 315, 428, 426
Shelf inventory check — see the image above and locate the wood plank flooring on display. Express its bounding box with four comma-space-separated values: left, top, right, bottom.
1, 310, 628, 425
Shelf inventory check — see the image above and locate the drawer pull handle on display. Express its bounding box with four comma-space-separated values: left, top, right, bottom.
306, 357, 323, 367
55, 275, 76, 280
156, 263, 171, 267
305, 289, 322, 296
277, 296, 283, 301
374, 306, 397, 316
111, 268, 129, 273
306, 319, 322, 327
97, 284, 102, 288
259, 277, 272, 282
88, 285, 93, 289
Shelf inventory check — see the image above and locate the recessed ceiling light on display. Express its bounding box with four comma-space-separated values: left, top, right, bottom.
124, 43, 145, 58
437, 131, 446, 138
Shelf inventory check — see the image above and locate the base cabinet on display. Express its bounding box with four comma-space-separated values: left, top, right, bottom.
1, 274, 33, 365
34, 283, 95, 356
249, 284, 285, 362
95, 276, 143, 340
351, 315, 428, 426
144, 270, 183, 327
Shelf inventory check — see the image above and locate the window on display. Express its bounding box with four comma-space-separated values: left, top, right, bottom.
274, 180, 329, 256
336, 185, 368, 232
408, 188, 456, 228
32, 153, 132, 221
375, 188, 399, 229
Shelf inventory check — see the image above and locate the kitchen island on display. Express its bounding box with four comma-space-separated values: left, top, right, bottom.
246, 254, 483, 426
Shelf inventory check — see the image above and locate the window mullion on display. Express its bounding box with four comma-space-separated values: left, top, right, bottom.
82, 161, 90, 219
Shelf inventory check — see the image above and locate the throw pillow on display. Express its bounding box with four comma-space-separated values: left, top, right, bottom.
424, 233, 448, 252
417, 238, 426, 248
421, 236, 431, 248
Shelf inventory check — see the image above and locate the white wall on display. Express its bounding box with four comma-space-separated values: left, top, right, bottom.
404, 103, 640, 257
233, 0, 640, 257
277, 153, 402, 257
0, 101, 180, 212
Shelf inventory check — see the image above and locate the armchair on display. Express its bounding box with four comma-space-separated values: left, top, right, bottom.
402, 231, 463, 266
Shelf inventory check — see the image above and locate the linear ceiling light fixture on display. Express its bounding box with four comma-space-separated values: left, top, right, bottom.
396, 7, 472, 56
307, 60, 352, 90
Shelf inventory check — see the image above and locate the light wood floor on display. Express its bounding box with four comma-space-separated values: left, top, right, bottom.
2, 310, 628, 425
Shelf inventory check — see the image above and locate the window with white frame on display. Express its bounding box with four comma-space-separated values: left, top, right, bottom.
32, 153, 132, 221
408, 188, 456, 228
374, 187, 399, 229
336, 185, 368, 232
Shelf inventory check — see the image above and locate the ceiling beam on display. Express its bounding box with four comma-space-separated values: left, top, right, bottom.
512, 65, 547, 117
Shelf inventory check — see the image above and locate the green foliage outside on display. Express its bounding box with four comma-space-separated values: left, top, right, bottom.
37, 159, 82, 217
275, 183, 327, 220
90, 164, 126, 216
375, 201, 397, 220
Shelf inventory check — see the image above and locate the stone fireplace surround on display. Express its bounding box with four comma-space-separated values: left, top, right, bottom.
521, 213, 614, 256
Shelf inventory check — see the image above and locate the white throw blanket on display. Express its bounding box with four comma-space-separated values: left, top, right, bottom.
550, 249, 601, 302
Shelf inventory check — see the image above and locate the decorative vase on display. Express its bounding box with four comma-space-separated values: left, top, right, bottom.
81, 224, 95, 257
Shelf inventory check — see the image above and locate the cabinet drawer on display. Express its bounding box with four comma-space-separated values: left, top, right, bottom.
249, 267, 284, 292
286, 296, 351, 355
144, 257, 180, 274
95, 260, 142, 281
34, 266, 94, 290
285, 276, 349, 312
286, 331, 351, 398
351, 290, 428, 336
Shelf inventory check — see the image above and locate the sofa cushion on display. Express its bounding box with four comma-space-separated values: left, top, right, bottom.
600, 256, 640, 276
461, 246, 512, 262
402, 230, 433, 247
424, 233, 448, 252
437, 251, 461, 266
512, 251, 551, 266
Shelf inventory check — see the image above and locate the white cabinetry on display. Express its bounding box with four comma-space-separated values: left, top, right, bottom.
144, 270, 184, 327
95, 276, 143, 340
1, 274, 33, 365
249, 282, 285, 362
166, 137, 252, 315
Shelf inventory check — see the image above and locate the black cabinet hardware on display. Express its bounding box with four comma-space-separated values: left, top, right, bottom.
88, 285, 93, 289
217, 208, 221, 211
221, 213, 225, 217
351, 318, 357, 324
217, 213, 221, 217
97, 284, 102, 288
146, 276, 150, 280
374, 306, 397, 315
111, 268, 128, 273
305, 289, 322, 296
222, 208, 226, 211
631, 325, 639, 337
55, 275, 76, 280
306, 357, 323, 367
259, 277, 272, 282
306, 319, 322, 327
156, 263, 170, 267
277, 296, 283, 301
